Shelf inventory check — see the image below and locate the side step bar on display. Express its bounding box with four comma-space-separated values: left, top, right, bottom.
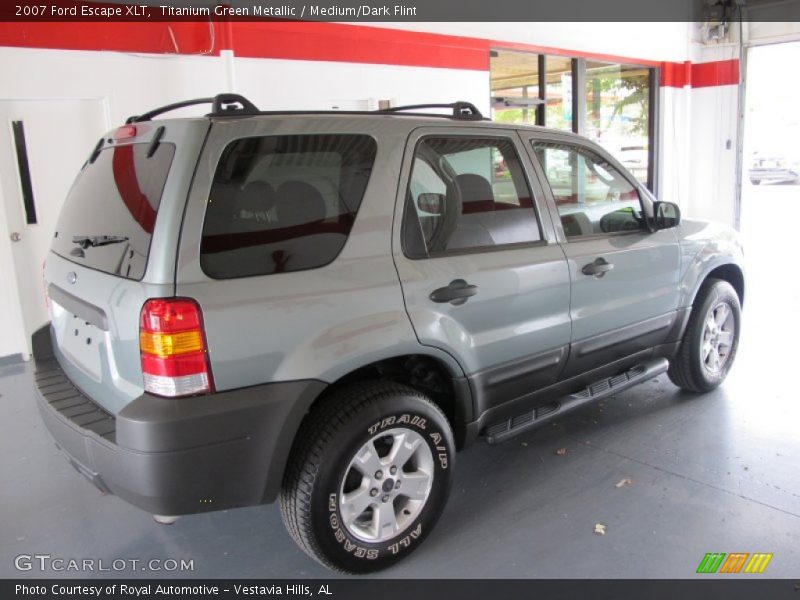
484, 358, 669, 445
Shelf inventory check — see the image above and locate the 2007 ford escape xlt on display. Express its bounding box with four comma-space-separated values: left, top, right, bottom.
33, 94, 744, 572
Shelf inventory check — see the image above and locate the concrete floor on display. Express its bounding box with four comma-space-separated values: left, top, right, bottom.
1, 184, 798, 579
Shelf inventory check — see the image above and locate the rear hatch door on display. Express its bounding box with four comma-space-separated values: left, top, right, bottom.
45, 120, 209, 414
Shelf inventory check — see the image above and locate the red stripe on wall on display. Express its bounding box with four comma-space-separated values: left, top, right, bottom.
660, 59, 739, 88
660, 61, 691, 87
0, 21, 740, 87
691, 59, 739, 88
229, 21, 488, 70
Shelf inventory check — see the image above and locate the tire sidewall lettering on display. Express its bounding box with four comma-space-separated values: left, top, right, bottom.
429, 431, 449, 470
387, 523, 422, 555
327, 496, 379, 560
368, 413, 427, 436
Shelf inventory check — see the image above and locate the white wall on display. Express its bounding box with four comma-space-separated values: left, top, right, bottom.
658, 85, 692, 208
0, 47, 229, 127
234, 57, 490, 113
683, 35, 741, 227
0, 189, 28, 359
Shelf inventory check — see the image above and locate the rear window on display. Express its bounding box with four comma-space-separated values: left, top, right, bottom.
52, 142, 175, 280
200, 134, 377, 279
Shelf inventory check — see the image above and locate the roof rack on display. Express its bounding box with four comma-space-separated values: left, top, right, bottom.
126, 93, 259, 123
125, 95, 487, 124
376, 102, 485, 120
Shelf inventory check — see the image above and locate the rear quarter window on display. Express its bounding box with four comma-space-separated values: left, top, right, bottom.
200, 134, 377, 279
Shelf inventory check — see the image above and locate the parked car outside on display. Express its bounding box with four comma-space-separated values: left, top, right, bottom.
748, 155, 800, 185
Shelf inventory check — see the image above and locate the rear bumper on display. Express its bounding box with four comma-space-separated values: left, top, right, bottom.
32, 324, 325, 516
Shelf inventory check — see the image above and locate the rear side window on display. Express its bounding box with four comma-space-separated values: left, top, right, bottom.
51, 142, 175, 281
201, 134, 377, 279
402, 136, 541, 258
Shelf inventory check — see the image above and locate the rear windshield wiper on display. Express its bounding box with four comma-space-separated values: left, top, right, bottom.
71, 235, 129, 249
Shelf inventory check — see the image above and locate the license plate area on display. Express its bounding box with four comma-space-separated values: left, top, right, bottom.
51, 301, 103, 381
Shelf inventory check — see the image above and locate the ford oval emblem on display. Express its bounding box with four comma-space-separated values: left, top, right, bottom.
67, 272, 77, 285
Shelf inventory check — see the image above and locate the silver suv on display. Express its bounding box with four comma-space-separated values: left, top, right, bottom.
32, 94, 744, 573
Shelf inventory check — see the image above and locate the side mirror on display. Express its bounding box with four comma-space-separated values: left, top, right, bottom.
417, 193, 444, 215
652, 201, 681, 230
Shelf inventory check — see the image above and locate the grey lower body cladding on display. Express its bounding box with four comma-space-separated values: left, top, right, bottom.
31, 324, 325, 516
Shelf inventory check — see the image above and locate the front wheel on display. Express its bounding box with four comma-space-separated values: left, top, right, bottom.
280, 381, 455, 573
668, 278, 741, 392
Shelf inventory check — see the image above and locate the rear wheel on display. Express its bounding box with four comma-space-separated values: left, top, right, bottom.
668, 278, 741, 392
280, 381, 454, 573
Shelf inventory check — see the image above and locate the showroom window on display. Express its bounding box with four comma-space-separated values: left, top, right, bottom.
403, 136, 541, 257
490, 50, 543, 126
490, 49, 658, 190
532, 141, 645, 237
543, 55, 574, 132
200, 134, 377, 279
585, 62, 652, 185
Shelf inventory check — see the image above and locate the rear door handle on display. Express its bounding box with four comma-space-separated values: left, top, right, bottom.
429, 279, 478, 305
581, 257, 614, 277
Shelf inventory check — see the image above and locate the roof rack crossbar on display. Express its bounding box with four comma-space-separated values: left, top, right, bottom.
376, 101, 485, 121
126, 93, 259, 123
125, 95, 486, 124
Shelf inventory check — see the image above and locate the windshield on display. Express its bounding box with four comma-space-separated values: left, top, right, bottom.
51, 142, 175, 280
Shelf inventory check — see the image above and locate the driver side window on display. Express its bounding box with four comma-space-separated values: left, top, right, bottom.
532, 141, 644, 237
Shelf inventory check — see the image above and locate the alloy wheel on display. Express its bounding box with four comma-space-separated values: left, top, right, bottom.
339, 428, 434, 544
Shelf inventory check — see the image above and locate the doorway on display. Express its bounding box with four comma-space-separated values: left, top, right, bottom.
737, 40, 800, 385
0, 99, 106, 359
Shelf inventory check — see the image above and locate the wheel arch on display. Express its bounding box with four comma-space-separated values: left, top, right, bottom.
692, 262, 745, 308
332, 353, 472, 444
293, 352, 475, 458
704, 263, 745, 306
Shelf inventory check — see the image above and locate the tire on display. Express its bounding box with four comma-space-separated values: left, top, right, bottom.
668, 278, 741, 393
280, 380, 455, 573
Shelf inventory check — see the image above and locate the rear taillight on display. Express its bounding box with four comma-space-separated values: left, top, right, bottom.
139, 298, 214, 397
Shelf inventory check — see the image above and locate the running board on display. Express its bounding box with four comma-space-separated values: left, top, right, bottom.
484, 358, 669, 445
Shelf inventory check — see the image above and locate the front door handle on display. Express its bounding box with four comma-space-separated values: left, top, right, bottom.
429, 279, 478, 305
582, 257, 614, 277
